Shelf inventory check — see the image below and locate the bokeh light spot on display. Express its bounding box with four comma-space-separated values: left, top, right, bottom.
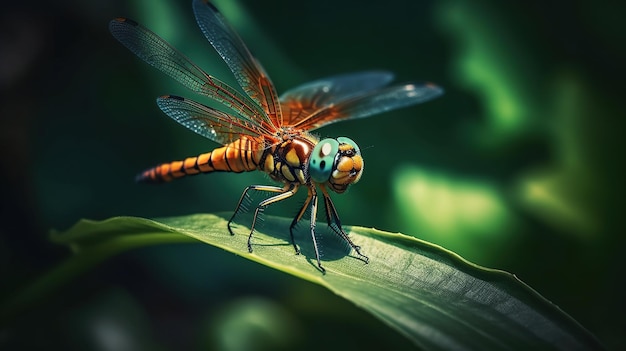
392, 166, 515, 263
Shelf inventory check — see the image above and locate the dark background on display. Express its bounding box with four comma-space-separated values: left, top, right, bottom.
1, 0, 624, 349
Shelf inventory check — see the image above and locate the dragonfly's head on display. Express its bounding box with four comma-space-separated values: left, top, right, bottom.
309, 137, 363, 193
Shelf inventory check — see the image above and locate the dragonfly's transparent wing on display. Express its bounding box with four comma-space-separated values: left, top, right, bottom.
291, 82, 444, 131
109, 17, 273, 130
192, 0, 283, 127
279, 71, 395, 126
156, 95, 271, 145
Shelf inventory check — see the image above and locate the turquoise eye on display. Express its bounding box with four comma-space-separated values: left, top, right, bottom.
337, 137, 360, 154
309, 138, 339, 183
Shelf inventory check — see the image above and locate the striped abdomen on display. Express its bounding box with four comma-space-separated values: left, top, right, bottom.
136, 136, 264, 183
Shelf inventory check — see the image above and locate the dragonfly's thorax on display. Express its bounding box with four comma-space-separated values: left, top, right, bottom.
259, 134, 315, 185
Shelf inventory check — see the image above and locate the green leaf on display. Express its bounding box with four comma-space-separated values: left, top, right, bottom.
5, 214, 602, 350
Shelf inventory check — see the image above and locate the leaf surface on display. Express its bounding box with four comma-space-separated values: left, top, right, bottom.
49, 214, 602, 350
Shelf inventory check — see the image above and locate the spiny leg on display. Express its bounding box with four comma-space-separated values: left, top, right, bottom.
288, 186, 327, 273
320, 185, 369, 264
307, 191, 326, 274
288, 187, 314, 255
243, 183, 298, 252
228, 184, 287, 235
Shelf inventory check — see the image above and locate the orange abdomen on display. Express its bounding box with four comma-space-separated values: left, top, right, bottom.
136, 137, 263, 183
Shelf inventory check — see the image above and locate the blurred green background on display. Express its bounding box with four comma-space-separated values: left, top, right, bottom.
1, 0, 624, 349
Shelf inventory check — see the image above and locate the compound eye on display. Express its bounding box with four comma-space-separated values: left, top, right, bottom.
309, 138, 339, 183
337, 137, 360, 155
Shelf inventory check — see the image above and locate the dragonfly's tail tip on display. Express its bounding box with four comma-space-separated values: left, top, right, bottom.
134, 171, 154, 184
134, 173, 146, 183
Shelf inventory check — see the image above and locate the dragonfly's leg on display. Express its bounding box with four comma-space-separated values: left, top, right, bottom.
307, 192, 326, 274
320, 185, 369, 264
228, 184, 285, 235
288, 188, 314, 255
247, 183, 298, 253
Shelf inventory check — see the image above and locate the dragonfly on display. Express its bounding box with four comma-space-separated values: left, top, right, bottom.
109, 0, 443, 273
